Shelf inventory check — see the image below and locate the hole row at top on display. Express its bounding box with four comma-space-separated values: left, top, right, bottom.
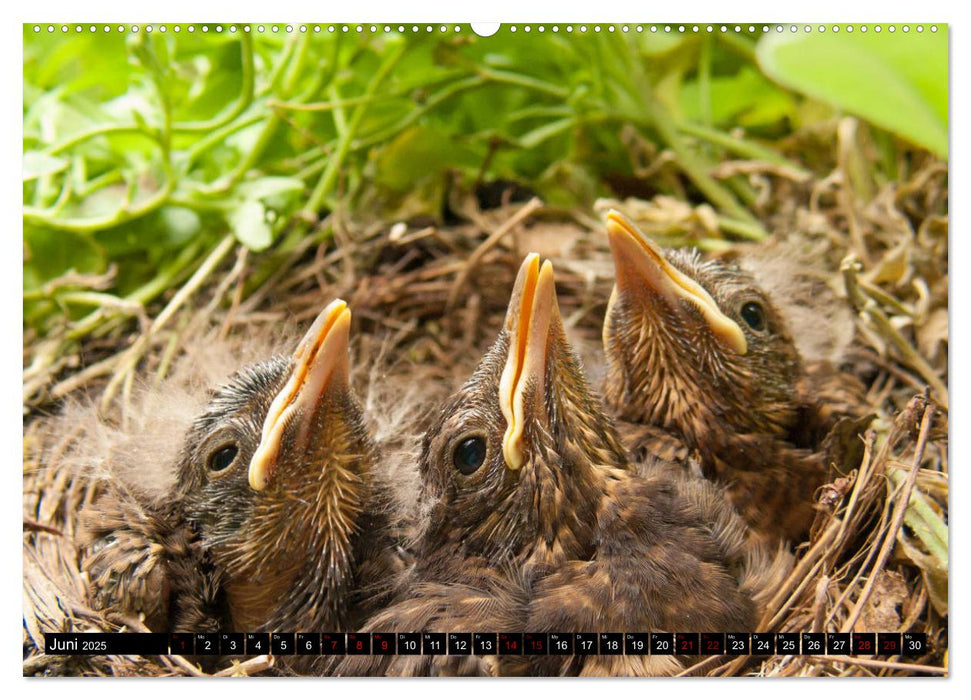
31, 24, 940, 35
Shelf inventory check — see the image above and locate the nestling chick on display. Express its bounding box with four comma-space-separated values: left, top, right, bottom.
334, 254, 789, 677
601, 210, 869, 542
80, 300, 401, 645
79, 485, 220, 634
180, 299, 401, 634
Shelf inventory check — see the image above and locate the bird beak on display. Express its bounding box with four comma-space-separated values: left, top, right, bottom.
604, 210, 747, 354
248, 299, 352, 491
499, 253, 559, 470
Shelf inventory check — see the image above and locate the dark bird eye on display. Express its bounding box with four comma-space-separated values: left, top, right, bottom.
208, 444, 238, 472
740, 301, 766, 332
452, 436, 487, 475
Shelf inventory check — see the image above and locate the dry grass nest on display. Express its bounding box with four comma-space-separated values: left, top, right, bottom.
23, 119, 948, 677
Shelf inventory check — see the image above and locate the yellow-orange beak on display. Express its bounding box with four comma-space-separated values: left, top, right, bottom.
498, 254, 560, 470
248, 299, 352, 491
604, 210, 747, 355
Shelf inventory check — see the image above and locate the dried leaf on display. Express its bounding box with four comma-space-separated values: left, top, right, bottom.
916, 307, 948, 366
857, 570, 908, 633
897, 532, 948, 616
864, 240, 911, 287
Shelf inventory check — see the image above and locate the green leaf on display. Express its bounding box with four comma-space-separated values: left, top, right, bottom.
158, 206, 202, 246
756, 29, 947, 157
23, 151, 70, 181
373, 125, 480, 193
638, 33, 689, 57
680, 66, 795, 128
23, 151, 69, 182
93, 207, 200, 260
236, 176, 306, 204
229, 200, 273, 251
24, 225, 106, 292
517, 117, 576, 150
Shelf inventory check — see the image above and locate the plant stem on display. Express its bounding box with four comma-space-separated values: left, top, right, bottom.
717, 31, 757, 62
200, 33, 314, 196
282, 33, 311, 96
699, 36, 713, 129
351, 74, 484, 152
269, 93, 392, 113
172, 34, 255, 133
45, 125, 158, 156
678, 121, 811, 176
476, 66, 571, 99
718, 216, 767, 241
65, 241, 202, 342
265, 33, 300, 96
184, 112, 265, 170
887, 467, 949, 563
305, 43, 406, 215
23, 178, 176, 233
75, 169, 125, 198
618, 36, 763, 231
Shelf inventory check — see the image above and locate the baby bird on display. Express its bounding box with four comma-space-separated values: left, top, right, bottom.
79, 483, 219, 634
601, 210, 869, 543
80, 300, 401, 648
333, 255, 788, 677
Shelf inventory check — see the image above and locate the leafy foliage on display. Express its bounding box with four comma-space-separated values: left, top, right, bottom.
23, 24, 946, 339
757, 28, 948, 157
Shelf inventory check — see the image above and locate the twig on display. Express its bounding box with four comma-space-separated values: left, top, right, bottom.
219, 247, 251, 341
66, 240, 203, 343
806, 655, 946, 676
151, 236, 237, 336
709, 159, 812, 184
900, 583, 929, 632
811, 576, 830, 633
165, 653, 207, 677
213, 654, 276, 677
154, 330, 183, 387
762, 518, 841, 629
48, 353, 118, 401
674, 655, 725, 677
841, 404, 935, 633
23, 266, 118, 299
99, 235, 236, 411
56, 292, 150, 334
836, 118, 873, 265
446, 197, 544, 309
842, 255, 948, 408
23, 518, 63, 536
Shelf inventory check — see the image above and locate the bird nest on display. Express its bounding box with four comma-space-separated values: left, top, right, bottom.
23, 121, 948, 677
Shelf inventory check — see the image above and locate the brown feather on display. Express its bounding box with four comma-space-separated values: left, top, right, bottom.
343, 257, 791, 676
604, 244, 872, 543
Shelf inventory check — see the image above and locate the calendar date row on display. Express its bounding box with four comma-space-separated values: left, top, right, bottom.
45, 631, 926, 657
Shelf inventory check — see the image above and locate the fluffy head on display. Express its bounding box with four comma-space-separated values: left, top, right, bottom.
416, 255, 628, 572
176, 302, 382, 631
603, 212, 803, 450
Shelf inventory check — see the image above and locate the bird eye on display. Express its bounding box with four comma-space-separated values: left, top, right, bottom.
208, 444, 238, 472
740, 301, 766, 332
452, 436, 487, 475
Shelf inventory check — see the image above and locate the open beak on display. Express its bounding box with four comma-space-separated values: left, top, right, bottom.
604, 210, 747, 354
498, 253, 560, 470
248, 299, 352, 491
